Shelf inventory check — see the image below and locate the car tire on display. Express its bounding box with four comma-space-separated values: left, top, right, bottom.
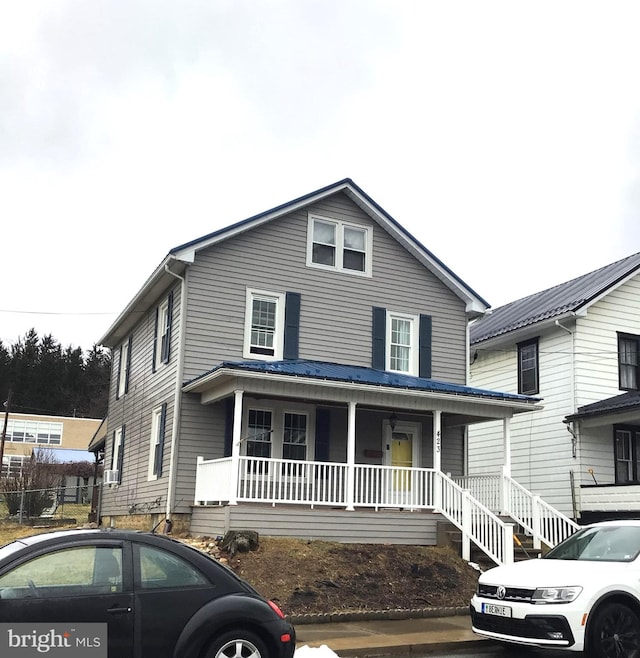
204, 629, 269, 658
588, 602, 640, 658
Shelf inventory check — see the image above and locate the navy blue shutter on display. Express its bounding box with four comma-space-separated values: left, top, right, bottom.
162, 291, 174, 364
152, 307, 159, 373
419, 314, 432, 378
283, 292, 301, 360
223, 397, 233, 457
124, 336, 132, 394
315, 408, 330, 462
116, 345, 123, 400
117, 426, 125, 484
155, 403, 167, 476
372, 307, 386, 370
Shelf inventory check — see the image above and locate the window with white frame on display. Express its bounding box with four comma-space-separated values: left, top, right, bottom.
386, 312, 418, 375
148, 404, 167, 480
307, 215, 371, 276
518, 338, 539, 395
117, 337, 131, 398
243, 290, 285, 360
283, 412, 307, 461
111, 426, 124, 483
245, 410, 272, 474
4, 420, 62, 445
154, 294, 173, 371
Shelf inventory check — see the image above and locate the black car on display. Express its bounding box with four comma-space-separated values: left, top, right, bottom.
0, 528, 296, 658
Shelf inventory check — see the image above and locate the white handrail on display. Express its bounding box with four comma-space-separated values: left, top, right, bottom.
438, 472, 514, 565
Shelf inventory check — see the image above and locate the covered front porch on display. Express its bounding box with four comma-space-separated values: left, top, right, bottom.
184, 359, 544, 563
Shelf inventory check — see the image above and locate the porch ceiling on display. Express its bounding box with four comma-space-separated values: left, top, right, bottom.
183, 359, 541, 421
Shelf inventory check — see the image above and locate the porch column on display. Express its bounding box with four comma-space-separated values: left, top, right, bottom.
503, 417, 512, 476
501, 417, 512, 515
345, 401, 357, 511
229, 389, 244, 506
433, 410, 442, 511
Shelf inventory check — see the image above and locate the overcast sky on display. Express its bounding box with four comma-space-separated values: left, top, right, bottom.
2, 0, 640, 351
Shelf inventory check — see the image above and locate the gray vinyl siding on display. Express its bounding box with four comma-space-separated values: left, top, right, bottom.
102, 282, 181, 516
189, 504, 439, 545
182, 191, 467, 384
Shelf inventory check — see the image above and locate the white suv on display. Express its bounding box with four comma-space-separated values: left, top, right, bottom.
470, 520, 640, 657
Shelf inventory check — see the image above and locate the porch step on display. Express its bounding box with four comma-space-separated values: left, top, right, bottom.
436, 520, 541, 568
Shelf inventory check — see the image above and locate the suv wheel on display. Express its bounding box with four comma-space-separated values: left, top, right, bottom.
589, 602, 640, 658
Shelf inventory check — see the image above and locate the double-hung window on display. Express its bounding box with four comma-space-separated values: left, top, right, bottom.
615, 426, 640, 483
618, 333, 639, 391
148, 404, 167, 480
153, 292, 173, 371
387, 313, 418, 375
246, 409, 272, 474
517, 338, 539, 395
116, 337, 132, 399
307, 215, 371, 276
111, 426, 125, 484
244, 290, 285, 360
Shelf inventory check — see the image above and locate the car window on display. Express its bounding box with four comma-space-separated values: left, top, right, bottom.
546, 525, 640, 562
0, 546, 123, 599
138, 544, 209, 590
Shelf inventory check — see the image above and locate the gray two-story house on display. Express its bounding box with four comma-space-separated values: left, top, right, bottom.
98, 179, 544, 559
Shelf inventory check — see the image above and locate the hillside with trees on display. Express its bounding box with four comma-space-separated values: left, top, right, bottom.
0, 329, 111, 419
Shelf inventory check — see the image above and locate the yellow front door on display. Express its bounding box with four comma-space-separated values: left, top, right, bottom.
391, 431, 412, 492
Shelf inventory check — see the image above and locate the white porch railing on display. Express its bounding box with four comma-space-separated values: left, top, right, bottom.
455, 472, 579, 550
195, 456, 517, 564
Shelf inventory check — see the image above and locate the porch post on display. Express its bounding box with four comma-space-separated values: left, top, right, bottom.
229, 389, 243, 506
501, 417, 511, 515
503, 417, 511, 476
346, 401, 356, 511
433, 410, 442, 511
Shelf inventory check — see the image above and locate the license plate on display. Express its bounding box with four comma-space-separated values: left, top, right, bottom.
482, 602, 512, 617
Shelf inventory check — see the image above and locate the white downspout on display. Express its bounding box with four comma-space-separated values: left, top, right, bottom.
164, 260, 187, 520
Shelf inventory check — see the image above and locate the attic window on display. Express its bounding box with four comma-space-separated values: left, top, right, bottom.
307, 215, 371, 276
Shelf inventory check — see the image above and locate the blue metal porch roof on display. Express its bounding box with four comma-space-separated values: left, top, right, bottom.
185, 359, 539, 403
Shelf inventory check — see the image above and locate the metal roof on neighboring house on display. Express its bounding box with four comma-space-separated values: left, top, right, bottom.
470, 251, 640, 345
565, 391, 640, 422
184, 359, 539, 403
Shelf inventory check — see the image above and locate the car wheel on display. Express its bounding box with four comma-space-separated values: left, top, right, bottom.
204, 629, 268, 658
589, 602, 640, 658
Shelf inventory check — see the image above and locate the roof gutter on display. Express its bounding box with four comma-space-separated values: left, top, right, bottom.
163, 257, 188, 520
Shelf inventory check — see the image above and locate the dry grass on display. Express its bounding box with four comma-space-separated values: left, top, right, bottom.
224, 536, 478, 616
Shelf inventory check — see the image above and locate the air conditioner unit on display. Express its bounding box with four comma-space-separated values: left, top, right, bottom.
103, 469, 119, 485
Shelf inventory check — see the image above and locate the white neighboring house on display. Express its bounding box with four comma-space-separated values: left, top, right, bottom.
468, 252, 640, 522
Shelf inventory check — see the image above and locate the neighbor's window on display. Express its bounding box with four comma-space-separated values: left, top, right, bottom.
618, 334, 639, 391
615, 426, 640, 484
387, 313, 418, 375
307, 215, 370, 275
517, 338, 539, 395
243, 290, 285, 360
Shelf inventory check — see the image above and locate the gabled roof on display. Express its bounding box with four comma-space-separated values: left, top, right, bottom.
470, 251, 640, 346
565, 391, 640, 422
100, 179, 488, 346
184, 359, 539, 405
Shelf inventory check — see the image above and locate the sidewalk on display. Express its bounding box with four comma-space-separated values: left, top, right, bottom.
294, 610, 491, 656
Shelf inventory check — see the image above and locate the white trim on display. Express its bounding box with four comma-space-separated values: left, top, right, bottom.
154, 297, 170, 371
383, 420, 422, 469
306, 214, 372, 277
111, 427, 123, 472
386, 311, 419, 375
147, 405, 163, 481
243, 288, 285, 360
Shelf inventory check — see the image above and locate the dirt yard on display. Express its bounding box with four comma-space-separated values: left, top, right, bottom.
186, 535, 479, 617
